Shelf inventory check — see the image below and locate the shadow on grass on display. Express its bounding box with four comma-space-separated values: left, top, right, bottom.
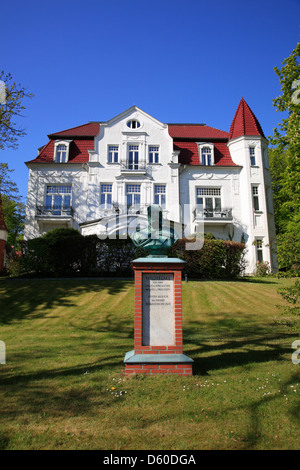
184, 277, 279, 285
0, 279, 133, 325
183, 317, 295, 376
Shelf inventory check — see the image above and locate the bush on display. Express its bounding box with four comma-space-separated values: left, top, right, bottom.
255, 261, 271, 277
17, 229, 146, 277
21, 228, 84, 276
277, 279, 300, 316
10, 229, 245, 279
169, 237, 246, 279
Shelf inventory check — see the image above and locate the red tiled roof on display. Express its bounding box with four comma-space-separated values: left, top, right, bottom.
168, 124, 229, 139
174, 141, 237, 166
48, 122, 100, 138
27, 138, 96, 164
26, 122, 100, 164
168, 123, 237, 166
229, 98, 265, 140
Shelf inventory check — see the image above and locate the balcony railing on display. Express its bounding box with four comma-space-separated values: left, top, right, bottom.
194, 208, 233, 221
120, 161, 148, 171
36, 206, 74, 217
99, 204, 168, 219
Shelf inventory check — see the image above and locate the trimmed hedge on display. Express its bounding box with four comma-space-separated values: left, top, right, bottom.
19, 228, 145, 277
10, 228, 246, 279
168, 237, 246, 279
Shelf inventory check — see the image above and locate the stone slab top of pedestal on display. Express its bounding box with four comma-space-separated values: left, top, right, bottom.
132, 257, 185, 264
124, 350, 194, 364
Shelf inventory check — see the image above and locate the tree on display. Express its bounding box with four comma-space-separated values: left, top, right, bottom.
269, 42, 300, 273
0, 163, 25, 249
1, 196, 25, 249
0, 162, 20, 198
0, 71, 33, 150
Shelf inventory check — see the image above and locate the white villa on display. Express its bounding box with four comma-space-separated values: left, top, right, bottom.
24, 98, 277, 274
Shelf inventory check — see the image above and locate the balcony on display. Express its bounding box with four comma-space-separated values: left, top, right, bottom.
35, 206, 74, 228
98, 204, 168, 219
120, 161, 148, 175
193, 208, 233, 225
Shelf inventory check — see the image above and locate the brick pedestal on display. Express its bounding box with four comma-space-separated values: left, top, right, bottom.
124, 257, 193, 376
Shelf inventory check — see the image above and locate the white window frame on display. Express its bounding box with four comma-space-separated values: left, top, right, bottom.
197, 142, 214, 166
45, 184, 72, 214
255, 238, 264, 262
249, 146, 256, 166
128, 144, 140, 170
127, 119, 141, 129
252, 185, 260, 211
196, 187, 221, 216
148, 146, 160, 164
107, 145, 119, 164
54, 140, 71, 163
154, 184, 166, 209
126, 184, 141, 207
100, 183, 113, 208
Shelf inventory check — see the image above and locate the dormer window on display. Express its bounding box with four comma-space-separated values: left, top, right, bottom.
197, 143, 214, 166
127, 119, 141, 129
54, 140, 71, 163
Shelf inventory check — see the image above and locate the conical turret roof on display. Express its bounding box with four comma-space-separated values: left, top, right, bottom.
229, 98, 265, 140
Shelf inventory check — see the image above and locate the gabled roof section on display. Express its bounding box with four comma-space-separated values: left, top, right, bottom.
229, 98, 265, 140
48, 122, 100, 138
102, 105, 167, 129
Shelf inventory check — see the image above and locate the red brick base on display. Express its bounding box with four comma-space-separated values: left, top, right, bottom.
125, 363, 193, 376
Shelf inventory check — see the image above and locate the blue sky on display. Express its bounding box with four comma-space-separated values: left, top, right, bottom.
1, 0, 300, 200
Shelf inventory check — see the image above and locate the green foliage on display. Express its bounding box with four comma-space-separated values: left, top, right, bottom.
1, 195, 25, 249
276, 223, 300, 275
7, 229, 245, 279
0, 163, 20, 198
12, 228, 146, 278
169, 237, 246, 279
277, 279, 300, 317
0, 163, 25, 254
21, 228, 86, 277
269, 43, 300, 272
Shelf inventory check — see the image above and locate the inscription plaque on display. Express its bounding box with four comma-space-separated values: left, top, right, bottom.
142, 273, 174, 346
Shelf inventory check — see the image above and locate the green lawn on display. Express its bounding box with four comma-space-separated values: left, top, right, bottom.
0, 277, 299, 450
